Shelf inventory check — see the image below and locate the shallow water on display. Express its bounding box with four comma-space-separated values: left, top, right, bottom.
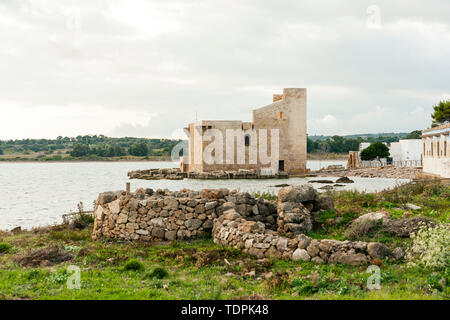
0, 160, 409, 230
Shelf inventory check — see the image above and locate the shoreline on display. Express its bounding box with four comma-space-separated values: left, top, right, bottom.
0, 154, 348, 163
0, 158, 173, 164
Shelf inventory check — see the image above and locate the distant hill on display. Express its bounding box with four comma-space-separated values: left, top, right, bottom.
308, 132, 410, 141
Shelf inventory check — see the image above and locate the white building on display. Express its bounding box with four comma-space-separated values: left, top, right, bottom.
389, 139, 422, 166
359, 143, 370, 152
422, 123, 450, 178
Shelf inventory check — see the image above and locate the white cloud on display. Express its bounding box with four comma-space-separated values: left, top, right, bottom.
317, 114, 338, 126
0, 102, 153, 139
0, 0, 449, 139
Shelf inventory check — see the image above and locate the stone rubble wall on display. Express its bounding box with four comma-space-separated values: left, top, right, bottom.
92, 188, 277, 242
128, 168, 289, 181
93, 185, 392, 266
213, 209, 389, 266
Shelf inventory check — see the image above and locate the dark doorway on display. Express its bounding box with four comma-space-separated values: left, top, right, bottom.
278, 160, 285, 172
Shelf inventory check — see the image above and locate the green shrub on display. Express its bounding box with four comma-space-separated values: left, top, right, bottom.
0, 242, 12, 253
145, 267, 169, 279
49, 230, 90, 241
75, 213, 95, 225
406, 223, 450, 270
25, 269, 42, 280
254, 192, 277, 201
123, 259, 145, 271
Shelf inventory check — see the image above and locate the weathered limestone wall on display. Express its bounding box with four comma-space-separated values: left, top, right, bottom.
213, 213, 384, 266
212, 185, 390, 265
92, 188, 277, 242
252, 88, 307, 174
183, 88, 307, 175
93, 184, 392, 266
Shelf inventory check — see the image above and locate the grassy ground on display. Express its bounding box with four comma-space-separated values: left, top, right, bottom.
0, 182, 448, 300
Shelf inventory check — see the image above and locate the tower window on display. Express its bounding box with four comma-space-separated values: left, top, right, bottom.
278, 112, 284, 119
245, 134, 250, 146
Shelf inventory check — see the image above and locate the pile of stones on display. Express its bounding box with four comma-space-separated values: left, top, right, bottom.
128, 168, 289, 180
128, 168, 186, 180
315, 166, 421, 179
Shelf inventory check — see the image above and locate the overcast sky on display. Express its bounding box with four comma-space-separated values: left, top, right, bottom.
1, 0, 449, 140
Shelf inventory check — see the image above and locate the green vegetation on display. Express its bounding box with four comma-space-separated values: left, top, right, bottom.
431, 99, 450, 127
0, 242, 12, 253
253, 191, 278, 201
407, 224, 449, 270
312, 181, 450, 244
123, 259, 145, 272
360, 142, 390, 163
403, 130, 422, 140
0, 135, 182, 161
307, 130, 419, 155
145, 267, 169, 280
0, 130, 424, 162
0, 181, 448, 300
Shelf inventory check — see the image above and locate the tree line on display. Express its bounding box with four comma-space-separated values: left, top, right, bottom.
0, 135, 181, 158
307, 130, 421, 154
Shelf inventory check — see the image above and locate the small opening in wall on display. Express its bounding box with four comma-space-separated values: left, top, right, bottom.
279, 160, 285, 172
278, 112, 284, 119
245, 134, 250, 146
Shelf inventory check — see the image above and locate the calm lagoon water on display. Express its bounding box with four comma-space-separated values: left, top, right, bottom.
0, 160, 409, 230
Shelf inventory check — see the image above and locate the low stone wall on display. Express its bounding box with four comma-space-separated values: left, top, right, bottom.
213, 211, 387, 266
92, 185, 393, 266
92, 188, 277, 241
128, 168, 289, 180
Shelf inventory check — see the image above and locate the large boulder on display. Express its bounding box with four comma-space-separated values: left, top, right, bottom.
352, 211, 391, 225
328, 252, 368, 266
367, 242, 391, 259
315, 194, 335, 211
278, 184, 317, 203
381, 217, 434, 237
97, 192, 117, 205
292, 248, 311, 261
345, 211, 391, 238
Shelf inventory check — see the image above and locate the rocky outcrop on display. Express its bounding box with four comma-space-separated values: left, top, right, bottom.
344, 211, 434, 238
128, 168, 289, 180
314, 166, 421, 179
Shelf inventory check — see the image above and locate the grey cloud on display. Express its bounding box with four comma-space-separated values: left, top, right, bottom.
0, 0, 449, 138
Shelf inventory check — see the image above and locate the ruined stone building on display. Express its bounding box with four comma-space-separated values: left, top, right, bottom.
422, 123, 450, 178
181, 88, 307, 175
